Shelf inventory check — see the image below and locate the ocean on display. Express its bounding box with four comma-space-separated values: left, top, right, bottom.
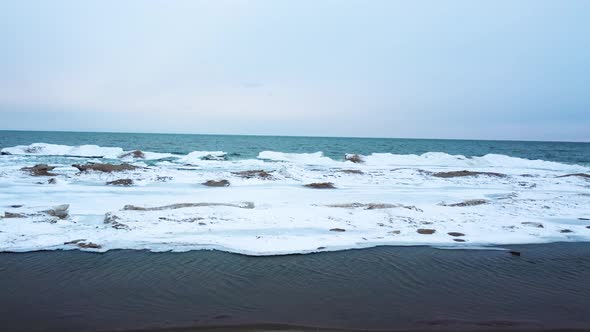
1, 130, 589, 164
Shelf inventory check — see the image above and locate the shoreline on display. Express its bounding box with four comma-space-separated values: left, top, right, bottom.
1, 240, 589, 257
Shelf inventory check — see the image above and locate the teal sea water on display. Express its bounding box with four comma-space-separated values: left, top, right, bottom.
1, 130, 589, 164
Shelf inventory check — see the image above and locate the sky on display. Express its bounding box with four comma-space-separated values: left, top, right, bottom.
0, 0, 589, 141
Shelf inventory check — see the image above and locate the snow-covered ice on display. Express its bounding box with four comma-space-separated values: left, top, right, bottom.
1, 143, 589, 255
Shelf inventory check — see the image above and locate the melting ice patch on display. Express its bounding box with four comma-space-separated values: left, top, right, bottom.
1, 143, 590, 255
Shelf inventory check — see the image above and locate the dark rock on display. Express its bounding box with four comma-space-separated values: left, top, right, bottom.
587, 226, 590, 229
416, 169, 434, 176
4, 212, 26, 218
0, 151, 10, 155
42, 204, 69, 219
304, 182, 336, 189
329, 228, 346, 232
325, 202, 421, 211
106, 179, 134, 186
77, 242, 101, 249
23, 146, 43, 153
339, 169, 364, 174
123, 202, 255, 211
155, 176, 173, 182
518, 182, 536, 188
157, 216, 202, 223
327, 203, 368, 208
317, 246, 326, 250
433, 170, 506, 178
112, 223, 129, 230
578, 217, 590, 221
21, 164, 57, 176
557, 173, 590, 179
521, 221, 544, 228
231, 170, 274, 179
202, 179, 230, 187
47, 178, 57, 184
509, 251, 521, 257
560, 229, 573, 233
373, 203, 421, 212
345, 154, 364, 163
388, 230, 401, 235
198, 222, 207, 226
104, 213, 130, 230
73, 163, 138, 173
417, 228, 436, 234
445, 199, 489, 207
447, 232, 465, 237
64, 239, 86, 245
366, 203, 401, 210
9, 205, 23, 208
119, 150, 145, 159
104, 213, 119, 223
453, 239, 466, 242
202, 154, 226, 161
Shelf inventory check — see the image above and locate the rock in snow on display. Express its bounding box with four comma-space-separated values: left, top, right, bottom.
73, 163, 139, 173
106, 179, 134, 186
202, 180, 230, 187
21, 164, 57, 176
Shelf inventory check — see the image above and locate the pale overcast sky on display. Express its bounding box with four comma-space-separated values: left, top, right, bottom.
1, 0, 589, 141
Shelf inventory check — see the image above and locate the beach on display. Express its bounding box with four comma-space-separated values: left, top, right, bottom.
2, 243, 590, 332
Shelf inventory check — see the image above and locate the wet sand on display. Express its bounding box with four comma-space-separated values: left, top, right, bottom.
1, 243, 590, 332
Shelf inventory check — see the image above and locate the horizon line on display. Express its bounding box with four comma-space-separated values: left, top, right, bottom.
0, 128, 588, 144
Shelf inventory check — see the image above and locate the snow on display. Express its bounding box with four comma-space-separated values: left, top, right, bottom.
1, 144, 589, 255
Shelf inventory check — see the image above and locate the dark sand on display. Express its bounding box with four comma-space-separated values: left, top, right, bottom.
1, 243, 590, 332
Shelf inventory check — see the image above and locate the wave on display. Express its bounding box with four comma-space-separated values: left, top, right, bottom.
1, 143, 225, 162
257, 150, 588, 172
257, 151, 336, 164
361, 152, 587, 171
2, 143, 588, 172
177, 151, 227, 163
1, 143, 125, 159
